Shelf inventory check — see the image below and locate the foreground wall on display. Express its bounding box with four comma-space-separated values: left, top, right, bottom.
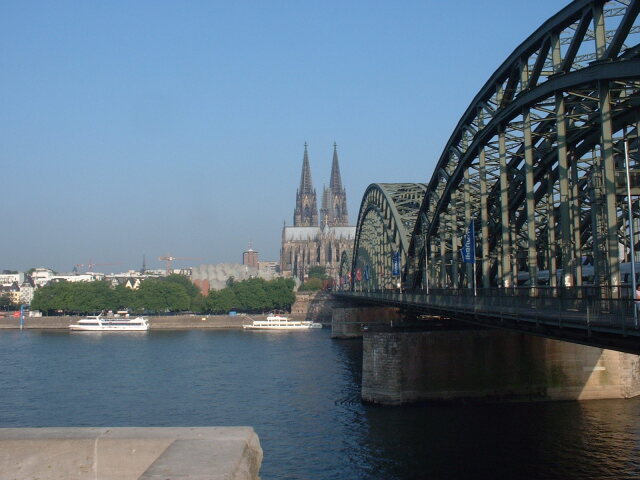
0, 427, 262, 480
362, 329, 640, 405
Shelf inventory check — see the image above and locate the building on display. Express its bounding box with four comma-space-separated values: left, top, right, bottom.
19, 278, 35, 305
280, 143, 356, 282
242, 243, 259, 269
31, 268, 55, 287
258, 261, 278, 275
0, 273, 24, 286
0, 283, 20, 305
191, 263, 277, 294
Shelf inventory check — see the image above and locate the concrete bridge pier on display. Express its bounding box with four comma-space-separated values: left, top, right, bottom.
362, 328, 640, 405
331, 306, 403, 339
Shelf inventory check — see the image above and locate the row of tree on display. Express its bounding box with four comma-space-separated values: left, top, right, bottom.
298, 266, 333, 291
30, 275, 296, 315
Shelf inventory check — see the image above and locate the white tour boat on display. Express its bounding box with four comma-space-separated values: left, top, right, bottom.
243, 313, 322, 330
69, 315, 149, 332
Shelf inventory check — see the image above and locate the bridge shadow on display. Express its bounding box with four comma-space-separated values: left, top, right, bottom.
360, 398, 639, 479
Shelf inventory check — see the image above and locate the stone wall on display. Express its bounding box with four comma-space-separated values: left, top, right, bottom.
362, 329, 640, 405
291, 291, 339, 323
331, 306, 402, 339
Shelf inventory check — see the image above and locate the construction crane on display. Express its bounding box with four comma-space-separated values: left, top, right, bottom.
158, 255, 201, 275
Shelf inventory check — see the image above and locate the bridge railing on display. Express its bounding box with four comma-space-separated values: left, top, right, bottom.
338, 289, 640, 336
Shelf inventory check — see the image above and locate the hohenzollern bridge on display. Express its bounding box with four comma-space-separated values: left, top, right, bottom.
336, 0, 640, 367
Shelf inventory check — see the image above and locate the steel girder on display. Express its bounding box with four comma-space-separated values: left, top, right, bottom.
406, 0, 640, 294
345, 183, 426, 291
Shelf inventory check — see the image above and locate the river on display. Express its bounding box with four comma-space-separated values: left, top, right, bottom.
0, 329, 639, 479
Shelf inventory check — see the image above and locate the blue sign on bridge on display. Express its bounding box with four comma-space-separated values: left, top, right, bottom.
392, 252, 401, 276
461, 222, 476, 264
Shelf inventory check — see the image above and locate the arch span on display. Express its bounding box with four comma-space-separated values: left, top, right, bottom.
393, 0, 640, 294
344, 183, 426, 291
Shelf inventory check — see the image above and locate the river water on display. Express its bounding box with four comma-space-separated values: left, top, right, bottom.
0, 329, 639, 479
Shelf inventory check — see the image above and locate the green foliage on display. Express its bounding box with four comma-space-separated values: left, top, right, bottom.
307, 266, 327, 279
206, 277, 295, 314
298, 277, 323, 291
31, 280, 118, 314
206, 288, 239, 314
0, 294, 14, 310
163, 274, 204, 311
164, 274, 200, 298
135, 279, 190, 313
28, 275, 296, 315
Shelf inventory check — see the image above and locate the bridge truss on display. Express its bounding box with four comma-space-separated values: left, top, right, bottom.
347, 0, 640, 298
345, 183, 426, 290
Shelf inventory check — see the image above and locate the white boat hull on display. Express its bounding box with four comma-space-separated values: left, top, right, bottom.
242, 324, 312, 330
70, 325, 149, 332
69, 316, 149, 332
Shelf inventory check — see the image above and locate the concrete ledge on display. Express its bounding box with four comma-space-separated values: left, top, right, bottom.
0, 427, 262, 480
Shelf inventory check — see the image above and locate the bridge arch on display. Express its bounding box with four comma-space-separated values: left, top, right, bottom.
344, 183, 426, 290
400, 0, 640, 294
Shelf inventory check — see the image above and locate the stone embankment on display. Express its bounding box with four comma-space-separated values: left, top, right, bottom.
0, 427, 262, 480
0, 314, 272, 330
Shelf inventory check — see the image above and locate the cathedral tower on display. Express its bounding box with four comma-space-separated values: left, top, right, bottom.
320, 143, 349, 227
293, 143, 318, 227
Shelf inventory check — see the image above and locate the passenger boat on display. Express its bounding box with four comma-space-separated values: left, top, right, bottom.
69, 315, 149, 332
243, 313, 321, 330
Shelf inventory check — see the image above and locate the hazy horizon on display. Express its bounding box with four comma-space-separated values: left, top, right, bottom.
2, 1, 567, 273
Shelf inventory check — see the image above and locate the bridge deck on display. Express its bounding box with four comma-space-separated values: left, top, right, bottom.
334, 290, 640, 354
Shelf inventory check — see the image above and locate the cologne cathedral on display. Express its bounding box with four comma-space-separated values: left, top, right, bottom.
280, 143, 356, 282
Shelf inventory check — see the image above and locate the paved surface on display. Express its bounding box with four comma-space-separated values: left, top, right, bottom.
0, 427, 263, 480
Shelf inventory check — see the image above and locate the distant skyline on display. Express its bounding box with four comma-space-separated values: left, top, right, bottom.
2, 1, 568, 273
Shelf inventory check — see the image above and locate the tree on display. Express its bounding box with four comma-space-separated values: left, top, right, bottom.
207, 288, 239, 314
0, 294, 14, 311
163, 274, 204, 311
136, 278, 190, 313
113, 284, 135, 311
308, 266, 327, 280
204, 277, 296, 314
264, 278, 296, 310
298, 277, 323, 291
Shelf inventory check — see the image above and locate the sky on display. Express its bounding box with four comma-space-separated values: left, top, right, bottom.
2, 0, 569, 273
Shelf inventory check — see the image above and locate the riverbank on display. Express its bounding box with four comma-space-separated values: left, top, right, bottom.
0, 313, 313, 330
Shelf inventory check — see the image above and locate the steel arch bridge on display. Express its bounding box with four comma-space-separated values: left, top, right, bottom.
342, 183, 427, 291
344, 0, 640, 298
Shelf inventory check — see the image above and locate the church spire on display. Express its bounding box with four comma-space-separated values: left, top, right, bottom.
329, 142, 343, 192
321, 143, 349, 227
294, 143, 318, 227
299, 142, 314, 195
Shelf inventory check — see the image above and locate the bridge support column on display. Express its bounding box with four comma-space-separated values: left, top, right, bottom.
331, 306, 402, 339
362, 329, 640, 405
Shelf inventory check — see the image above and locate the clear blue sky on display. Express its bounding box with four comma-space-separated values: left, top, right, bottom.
2, 0, 567, 273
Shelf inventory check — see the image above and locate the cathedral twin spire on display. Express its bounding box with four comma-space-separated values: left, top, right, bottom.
294, 143, 348, 228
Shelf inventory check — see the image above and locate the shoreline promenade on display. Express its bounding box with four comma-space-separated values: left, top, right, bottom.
0, 313, 311, 330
